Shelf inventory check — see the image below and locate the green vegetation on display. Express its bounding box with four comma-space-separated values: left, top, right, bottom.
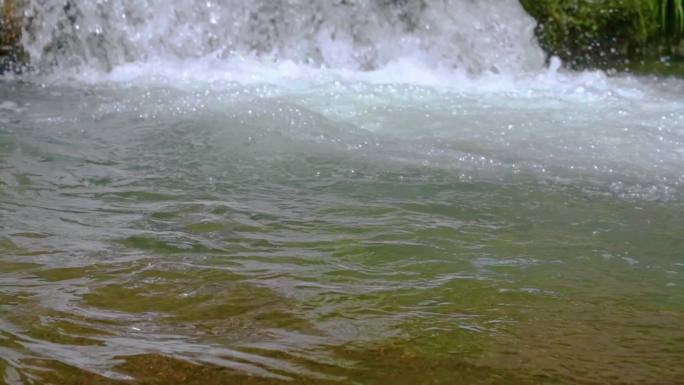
521, 0, 684, 73
659, 0, 684, 36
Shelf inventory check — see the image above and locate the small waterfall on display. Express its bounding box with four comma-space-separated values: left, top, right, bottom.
20, 0, 545, 74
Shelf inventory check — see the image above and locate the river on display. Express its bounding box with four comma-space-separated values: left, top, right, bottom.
1, 1, 683, 384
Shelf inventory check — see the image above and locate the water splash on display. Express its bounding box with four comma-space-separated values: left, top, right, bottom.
21, 0, 544, 75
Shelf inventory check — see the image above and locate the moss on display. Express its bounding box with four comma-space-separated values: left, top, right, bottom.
0, 0, 27, 73
520, 0, 684, 74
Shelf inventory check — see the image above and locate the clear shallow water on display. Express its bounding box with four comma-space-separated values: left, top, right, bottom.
2, 0, 684, 383
1, 72, 684, 384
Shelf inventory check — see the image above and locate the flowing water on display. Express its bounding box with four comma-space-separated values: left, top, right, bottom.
1, 1, 684, 384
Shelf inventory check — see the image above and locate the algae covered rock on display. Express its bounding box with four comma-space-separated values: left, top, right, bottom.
520, 0, 684, 74
0, 0, 27, 73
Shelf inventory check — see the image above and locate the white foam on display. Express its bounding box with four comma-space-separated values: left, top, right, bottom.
15, 0, 680, 102
21, 0, 543, 77
9, 0, 684, 201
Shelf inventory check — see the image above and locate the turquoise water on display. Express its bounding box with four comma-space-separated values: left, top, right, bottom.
1, 76, 683, 384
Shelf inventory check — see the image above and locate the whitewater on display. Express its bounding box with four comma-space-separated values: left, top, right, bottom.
0, 0, 683, 384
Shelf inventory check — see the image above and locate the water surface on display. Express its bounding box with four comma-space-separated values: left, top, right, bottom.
2, 0, 684, 383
